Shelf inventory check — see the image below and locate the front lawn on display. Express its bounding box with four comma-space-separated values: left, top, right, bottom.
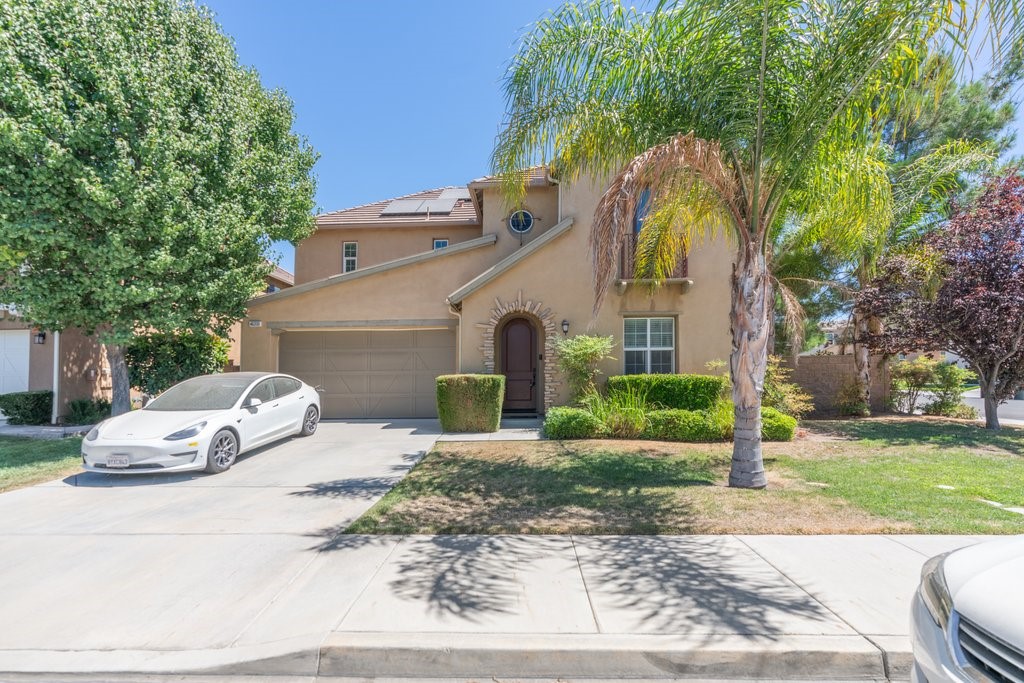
0, 437, 83, 493
348, 417, 1024, 535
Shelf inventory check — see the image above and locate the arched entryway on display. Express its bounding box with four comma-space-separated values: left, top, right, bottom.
499, 316, 538, 413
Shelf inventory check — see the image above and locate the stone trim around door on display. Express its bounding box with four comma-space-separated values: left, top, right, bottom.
476, 291, 560, 412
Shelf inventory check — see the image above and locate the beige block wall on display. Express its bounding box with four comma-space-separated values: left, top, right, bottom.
786, 354, 890, 414
458, 178, 734, 407
294, 225, 483, 285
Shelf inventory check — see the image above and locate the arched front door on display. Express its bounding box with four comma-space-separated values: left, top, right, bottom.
500, 317, 537, 412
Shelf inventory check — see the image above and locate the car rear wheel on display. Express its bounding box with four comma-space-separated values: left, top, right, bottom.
204, 429, 238, 474
300, 406, 319, 436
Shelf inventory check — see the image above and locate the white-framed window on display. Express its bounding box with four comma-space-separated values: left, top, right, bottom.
343, 242, 357, 273
433, 238, 449, 250
623, 317, 675, 374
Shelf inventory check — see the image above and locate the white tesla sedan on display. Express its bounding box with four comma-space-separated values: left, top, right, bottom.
911, 536, 1024, 682
81, 372, 321, 474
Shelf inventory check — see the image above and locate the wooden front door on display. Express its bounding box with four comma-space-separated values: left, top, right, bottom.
501, 318, 536, 411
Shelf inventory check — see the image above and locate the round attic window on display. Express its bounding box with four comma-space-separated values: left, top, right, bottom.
508, 210, 534, 235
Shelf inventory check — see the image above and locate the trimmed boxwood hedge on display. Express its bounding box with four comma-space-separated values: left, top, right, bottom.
761, 406, 797, 441
543, 407, 603, 439
643, 408, 729, 442
0, 390, 53, 425
606, 374, 726, 411
436, 374, 504, 433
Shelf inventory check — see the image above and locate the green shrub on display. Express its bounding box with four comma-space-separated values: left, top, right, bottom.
64, 398, 112, 425
554, 335, 615, 401
126, 332, 231, 396
763, 356, 814, 418
761, 407, 797, 441
710, 399, 736, 440
889, 357, 937, 414
835, 375, 870, 417
643, 409, 729, 442
0, 390, 53, 425
606, 374, 727, 411
543, 407, 603, 439
923, 363, 977, 418
436, 374, 504, 432
581, 386, 650, 438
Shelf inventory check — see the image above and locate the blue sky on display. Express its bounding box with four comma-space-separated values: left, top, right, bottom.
204, 1, 1024, 274
203, 0, 556, 273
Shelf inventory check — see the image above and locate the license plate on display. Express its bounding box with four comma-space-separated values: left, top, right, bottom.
106, 454, 130, 468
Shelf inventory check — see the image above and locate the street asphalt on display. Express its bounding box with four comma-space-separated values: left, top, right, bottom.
0, 419, 1003, 680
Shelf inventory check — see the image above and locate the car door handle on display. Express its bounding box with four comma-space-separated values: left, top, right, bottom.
298, 395, 304, 399
272, 403, 280, 408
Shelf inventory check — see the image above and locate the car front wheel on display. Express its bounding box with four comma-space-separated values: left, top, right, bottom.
300, 406, 319, 436
204, 429, 239, 474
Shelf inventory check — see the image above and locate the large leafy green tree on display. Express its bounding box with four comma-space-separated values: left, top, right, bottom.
0, 0, 317, 415
492, 0, 1019, 487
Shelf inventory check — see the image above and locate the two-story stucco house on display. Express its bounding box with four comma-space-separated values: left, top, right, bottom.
241, 170, 734, 419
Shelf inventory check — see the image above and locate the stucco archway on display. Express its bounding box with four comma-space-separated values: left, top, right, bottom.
476, 291, 560, 412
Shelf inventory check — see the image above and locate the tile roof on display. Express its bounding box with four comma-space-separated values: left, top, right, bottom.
269, 265, 294, 286
317, 186, 481, 228
468, 166, 552, 187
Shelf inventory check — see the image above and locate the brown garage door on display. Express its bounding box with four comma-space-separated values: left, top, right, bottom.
278, 329, 455, 418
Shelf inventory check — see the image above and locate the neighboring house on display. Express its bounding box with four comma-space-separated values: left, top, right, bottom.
224, 265, 294, 372
804, 319, 966, 367
241, 170, 734, 418
0, 305, 111, 423
0, 267, 294, 424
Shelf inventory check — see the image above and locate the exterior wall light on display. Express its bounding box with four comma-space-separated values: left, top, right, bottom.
561, 319, 570, 336
32, 331, 46, 345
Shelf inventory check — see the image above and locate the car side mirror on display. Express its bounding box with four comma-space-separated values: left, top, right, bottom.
245, 397, 263, 409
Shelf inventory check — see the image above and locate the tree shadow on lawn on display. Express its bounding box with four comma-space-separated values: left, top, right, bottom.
806, 417, 1024, 456
306, 533, 836, 637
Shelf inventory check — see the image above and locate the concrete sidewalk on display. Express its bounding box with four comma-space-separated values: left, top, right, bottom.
0, 530, 990, 680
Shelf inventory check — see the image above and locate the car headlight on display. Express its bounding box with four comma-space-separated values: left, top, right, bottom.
164, 422, 207, 441
85, 425, 101, 441
920, 552, 954, 629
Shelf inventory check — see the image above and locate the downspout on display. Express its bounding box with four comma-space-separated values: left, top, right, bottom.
50, 331, 60, 425
447, 300, 463, 371
546, 169, 561, 221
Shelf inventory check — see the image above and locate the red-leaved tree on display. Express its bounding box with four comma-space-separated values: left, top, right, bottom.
857, 171, 1024, 429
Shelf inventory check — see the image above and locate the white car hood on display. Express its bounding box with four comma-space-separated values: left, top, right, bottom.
945, 536, 1024, 649
98, 409, 225, 440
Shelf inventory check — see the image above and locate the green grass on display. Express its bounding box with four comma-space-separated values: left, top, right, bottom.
777, 419, 1024, 534
348, 418, 1024, 535
0, 437, 83, 493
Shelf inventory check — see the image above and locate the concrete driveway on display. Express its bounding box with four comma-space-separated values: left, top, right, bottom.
0, 420, 440, 669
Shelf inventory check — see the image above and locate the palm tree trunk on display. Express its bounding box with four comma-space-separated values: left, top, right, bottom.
106, 343, 132, 416
729, 247, 771, 489
852, 309, 871, 414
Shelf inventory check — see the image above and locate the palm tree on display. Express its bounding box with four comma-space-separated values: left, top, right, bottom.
492, 0, 1018, 488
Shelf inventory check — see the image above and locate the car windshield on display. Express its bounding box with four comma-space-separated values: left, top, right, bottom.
144, 375, 255, 411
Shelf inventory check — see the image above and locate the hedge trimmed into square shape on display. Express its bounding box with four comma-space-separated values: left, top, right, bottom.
543, 407, 603, 439
436, 374, 505, 433
0, 390, 53, 425
607, 374, 726, 411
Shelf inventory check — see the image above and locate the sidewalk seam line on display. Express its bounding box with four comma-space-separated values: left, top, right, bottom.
732, 535, 888, 666
569, 535, 603, 634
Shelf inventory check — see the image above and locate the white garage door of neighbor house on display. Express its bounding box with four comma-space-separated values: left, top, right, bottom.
0, 330, 30, 395
278, 329, 456, 419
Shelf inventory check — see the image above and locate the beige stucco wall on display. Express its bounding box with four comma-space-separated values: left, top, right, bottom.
56, 328, 111, 417
294, 225, 484, 285
242, 176, 735, 410
241, 243, 495, 372
478, 185, 561, 261
458, 178, 734, 407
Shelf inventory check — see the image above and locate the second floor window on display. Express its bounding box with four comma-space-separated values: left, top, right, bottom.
433, 238, 449, 250
343, 242, 357, 273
